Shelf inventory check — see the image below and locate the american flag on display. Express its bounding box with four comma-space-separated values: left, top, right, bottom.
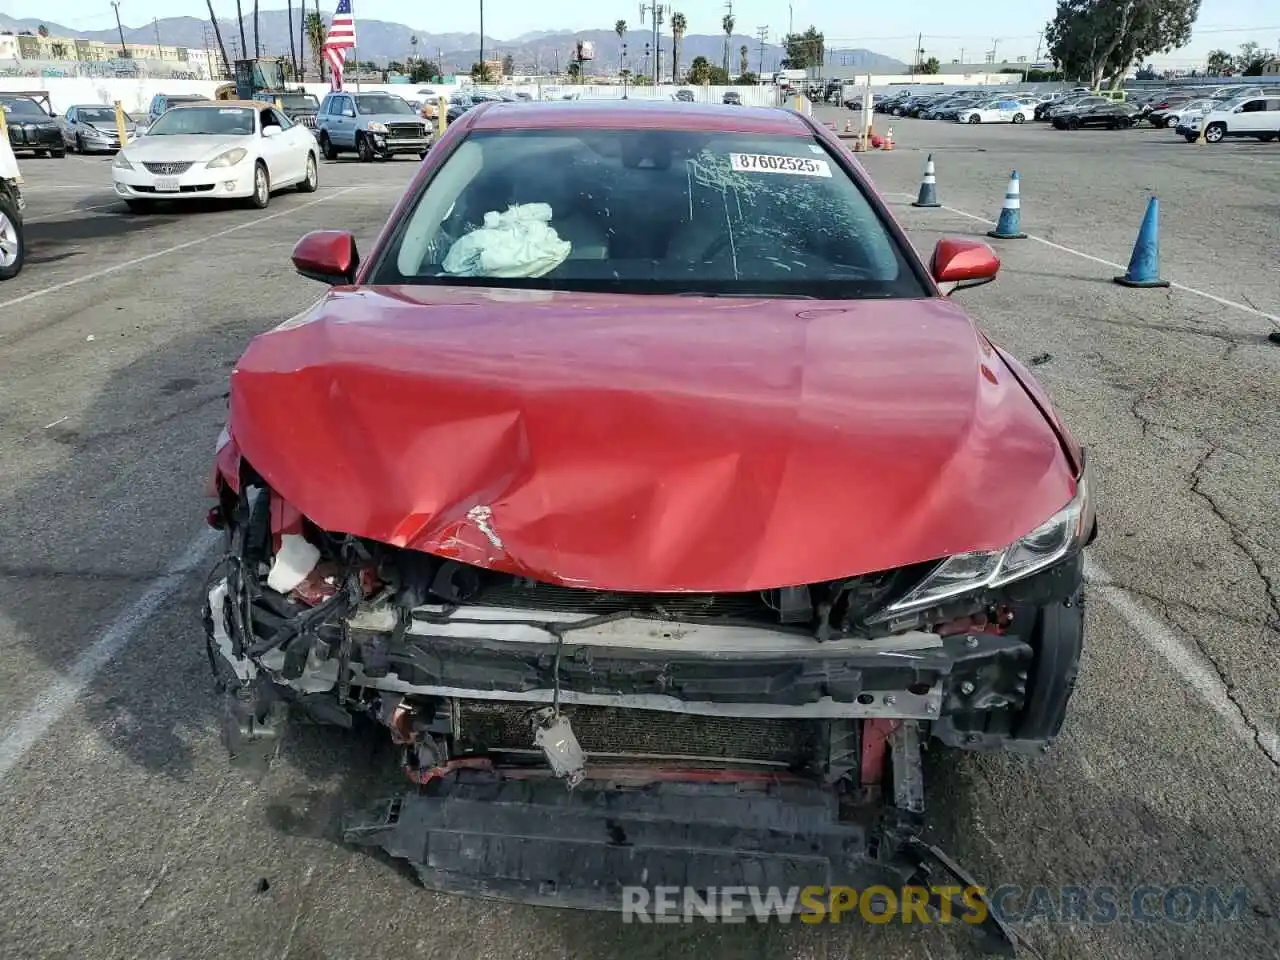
322, 0, 357, 90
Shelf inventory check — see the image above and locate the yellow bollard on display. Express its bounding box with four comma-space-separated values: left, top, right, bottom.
114, 100, 128, 146
437, 95, 447, 137
0, 102, 7, 138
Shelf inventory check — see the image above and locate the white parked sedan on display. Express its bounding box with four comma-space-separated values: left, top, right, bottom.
957, 98, 1030, 124
111, 100, 319, 212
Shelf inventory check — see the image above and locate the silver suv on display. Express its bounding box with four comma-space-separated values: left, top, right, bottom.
315, 91, 432, 162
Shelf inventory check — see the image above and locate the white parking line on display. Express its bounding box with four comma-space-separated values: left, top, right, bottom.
1085, 558, 1280, 765
0, 185, 361, 311
0, 528, 220, 781
888, 191, 1280, 331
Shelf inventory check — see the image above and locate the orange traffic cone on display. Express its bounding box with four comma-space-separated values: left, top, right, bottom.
883, 126, 895, 150
844, 118, 853, 133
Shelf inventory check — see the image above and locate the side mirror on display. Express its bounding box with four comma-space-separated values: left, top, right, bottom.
262, 124, 282, 137
292, 230, 359, 285
930, 238, 1000, 294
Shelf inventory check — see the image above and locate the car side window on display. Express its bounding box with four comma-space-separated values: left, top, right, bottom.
258, 107, 275, 131
1241, 99, 1264, 112
271, 108, 293, 129
65, 107, 76, 122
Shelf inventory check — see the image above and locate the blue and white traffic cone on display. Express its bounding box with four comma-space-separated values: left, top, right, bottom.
912, 154, 941, 208
987, 171, 1027, 239
1114, 196, 1170, 288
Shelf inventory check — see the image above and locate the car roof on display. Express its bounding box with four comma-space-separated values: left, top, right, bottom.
467, 99, 809, 135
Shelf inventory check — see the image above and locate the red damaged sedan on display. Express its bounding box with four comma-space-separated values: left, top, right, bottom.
205, 100, 1094, 931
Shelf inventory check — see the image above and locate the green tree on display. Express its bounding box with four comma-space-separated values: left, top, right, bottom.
1045, 0, 1201, 89
783, 26, 825, 70
304, 11, 327, 81
387, 59, 406, 73
738, 43, 748, 78
721, 12, 734, 73
671, 12, 686, 82
1235, 41, 1273, 75
566, 60, 582, 82
687, 54, 712, 84
920, 56, 940, 74
37, 24, 49, 38
471, 60, 493, 82
1205, 48, 1232, 74
408, 59, 441, 83
708, 64, 730, 84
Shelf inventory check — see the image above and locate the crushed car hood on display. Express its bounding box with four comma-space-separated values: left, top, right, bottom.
227, 287, 1076, 592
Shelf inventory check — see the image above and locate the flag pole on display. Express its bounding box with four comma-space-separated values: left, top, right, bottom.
350, 0, 361, 91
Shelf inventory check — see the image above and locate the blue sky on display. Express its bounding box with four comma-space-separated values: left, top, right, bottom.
10, 0, 1278, 66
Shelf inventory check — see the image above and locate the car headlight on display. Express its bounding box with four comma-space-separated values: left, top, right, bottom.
868, 452, 1094, 623
206, 148, 248, 168
112, 153, 133, 170
366, 122, 388, 133
84, 128, 108, 139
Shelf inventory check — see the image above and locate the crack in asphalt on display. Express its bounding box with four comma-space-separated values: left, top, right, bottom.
1099, 575, 1273, 630
1189, 444, 1280, 631
1128, 391, 1154, 440
1176, 444, 1280, 768
1164, 606, 1280, 771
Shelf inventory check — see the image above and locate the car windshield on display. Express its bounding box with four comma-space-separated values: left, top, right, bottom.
372, 128, 925, 299
355, 94, 415, 115
280, 94, 318, 110
146, 106, 255, 136
1, 98, 48, 118
77, 107, 119, 124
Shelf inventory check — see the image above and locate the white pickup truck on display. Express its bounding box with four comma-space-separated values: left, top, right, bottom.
0, 132, 25, 280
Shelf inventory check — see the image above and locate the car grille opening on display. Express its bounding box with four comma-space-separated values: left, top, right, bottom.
456, 701, 821, 766
143, 161, 194, 175
386, 122, 425, 139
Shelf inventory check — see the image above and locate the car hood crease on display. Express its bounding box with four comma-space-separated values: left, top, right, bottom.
227, 287, 1076, 592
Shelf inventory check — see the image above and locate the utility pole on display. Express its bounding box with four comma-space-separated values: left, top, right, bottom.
787, 2, 792, 37
916, 32, 923, 71
638, 2, 666, 87
153, 17, 161, 49
478, 0, 484, 82
110, 1, 128, 57
1034, 30, 1043, 64
756, 24, 767, 76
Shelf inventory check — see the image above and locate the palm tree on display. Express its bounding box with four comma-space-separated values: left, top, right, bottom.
235, 0, 247, 61
37, 24, 49, 38
615, 19, 627, 73
205, 0, 232, 80
670, 12, 686, 83
253, 0, 260, 58
739, 44, 748, 79
721, 13, 735, 75
287, 3, 296, 76
305, 10, 326, 81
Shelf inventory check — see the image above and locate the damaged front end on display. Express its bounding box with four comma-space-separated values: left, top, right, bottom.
203, 451, 1091, 952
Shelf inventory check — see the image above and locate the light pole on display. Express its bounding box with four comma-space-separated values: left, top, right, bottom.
787, 2, 792, 37
110, 1, 128, 58
478, 0, 485, 82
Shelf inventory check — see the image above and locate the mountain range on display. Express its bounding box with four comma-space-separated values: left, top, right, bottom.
0, 12, 905, 75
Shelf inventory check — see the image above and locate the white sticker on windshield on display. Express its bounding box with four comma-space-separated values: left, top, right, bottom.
219, 108, 245, 114
729, 153, 832, 177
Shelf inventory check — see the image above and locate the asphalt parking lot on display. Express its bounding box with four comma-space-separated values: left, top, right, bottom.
1, 115, 1278, 960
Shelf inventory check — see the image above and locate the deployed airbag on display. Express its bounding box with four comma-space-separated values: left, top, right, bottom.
442, 203, 572, 278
